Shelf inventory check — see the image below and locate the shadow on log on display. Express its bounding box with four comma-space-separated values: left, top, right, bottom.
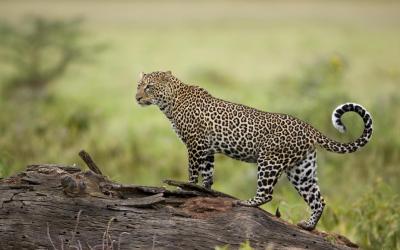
0, 151, 358, 250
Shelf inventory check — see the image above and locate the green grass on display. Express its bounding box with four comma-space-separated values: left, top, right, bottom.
0, 1, 399, 249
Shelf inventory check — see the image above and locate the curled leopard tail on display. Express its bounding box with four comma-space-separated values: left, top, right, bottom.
314, 103, 373, 154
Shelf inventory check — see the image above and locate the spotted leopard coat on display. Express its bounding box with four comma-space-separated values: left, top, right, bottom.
136, 71, 373, 230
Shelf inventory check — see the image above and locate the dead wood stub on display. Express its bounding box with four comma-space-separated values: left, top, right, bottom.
0, 152, 358, 250
79, 149, 103, 175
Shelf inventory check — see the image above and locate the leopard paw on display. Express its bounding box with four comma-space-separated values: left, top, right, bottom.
297, 220, 316, 231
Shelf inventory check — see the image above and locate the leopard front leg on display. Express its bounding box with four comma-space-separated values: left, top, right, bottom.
188, 150, 200, 184
187, 145, 214, 188
236, 156, 284, 207
201, 154, 214, 189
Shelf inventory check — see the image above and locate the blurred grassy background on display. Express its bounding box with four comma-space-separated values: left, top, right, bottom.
0, 1, 399, 249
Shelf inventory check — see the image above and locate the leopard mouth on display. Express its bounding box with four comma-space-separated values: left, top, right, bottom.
137, 99, 153, 106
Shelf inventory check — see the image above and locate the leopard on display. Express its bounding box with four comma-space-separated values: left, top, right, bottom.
135, 70, 373, 231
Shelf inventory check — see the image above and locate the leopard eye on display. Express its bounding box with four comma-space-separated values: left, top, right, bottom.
145, 83, 154, 91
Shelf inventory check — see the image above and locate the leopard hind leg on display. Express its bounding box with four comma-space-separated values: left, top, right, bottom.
236, 154, 284, 207
286, 150, 326, 231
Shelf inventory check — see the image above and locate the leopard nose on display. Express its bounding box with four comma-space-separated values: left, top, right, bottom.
135, 94, 142, 102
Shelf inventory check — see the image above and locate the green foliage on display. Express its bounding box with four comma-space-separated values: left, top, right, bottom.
215, 246, 229, 250
348, 179, 400, 250
272, 54, 350, 124
0, 155, 11, 178
0, 17, 104, 97
239, 241, 254, 250
215, 240, 255, 250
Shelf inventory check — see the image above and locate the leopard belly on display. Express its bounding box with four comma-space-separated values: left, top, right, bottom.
209, 131, 259, 163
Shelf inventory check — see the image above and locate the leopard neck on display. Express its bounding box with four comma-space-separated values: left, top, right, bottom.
158, 80, 187, 120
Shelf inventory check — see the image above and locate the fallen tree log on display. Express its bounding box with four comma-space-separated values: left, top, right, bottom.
0, 151, 358, 250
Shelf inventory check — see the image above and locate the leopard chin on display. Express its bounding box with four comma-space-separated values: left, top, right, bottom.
138, 100, 153, 106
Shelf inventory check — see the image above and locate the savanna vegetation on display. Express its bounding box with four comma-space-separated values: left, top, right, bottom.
0, 1, 399, 249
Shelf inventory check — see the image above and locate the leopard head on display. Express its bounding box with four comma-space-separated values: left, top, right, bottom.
135, 70, 179, 108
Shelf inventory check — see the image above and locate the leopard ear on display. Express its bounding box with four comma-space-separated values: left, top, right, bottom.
165, 70, 172, 75
138, 72, 144, 81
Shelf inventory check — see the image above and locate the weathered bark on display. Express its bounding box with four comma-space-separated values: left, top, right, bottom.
0, 153, 358, 250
